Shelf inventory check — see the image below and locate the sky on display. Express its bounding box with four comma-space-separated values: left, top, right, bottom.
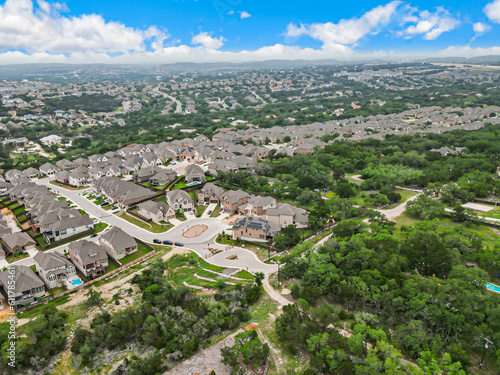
1, 0, 500, 64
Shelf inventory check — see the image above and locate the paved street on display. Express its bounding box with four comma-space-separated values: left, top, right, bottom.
25, 178, 276, 274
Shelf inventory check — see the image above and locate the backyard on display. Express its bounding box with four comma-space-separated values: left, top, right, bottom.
119, 243, 154, 265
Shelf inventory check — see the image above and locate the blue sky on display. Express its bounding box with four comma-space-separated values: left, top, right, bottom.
0, 0, 500, 64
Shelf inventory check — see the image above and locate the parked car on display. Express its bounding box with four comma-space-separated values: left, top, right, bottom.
189, 211, 194, 215
174, 242, 184, 247
90, 233, 98, 238
163, 240, 173, 245
100, 202, 108, 206
112, 206, 117, 210
207, 210, 212, 215
153, 239, 161, 244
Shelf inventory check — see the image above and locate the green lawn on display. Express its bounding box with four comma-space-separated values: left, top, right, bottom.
49, 286, 68, 296
94, 222, 108, 233
196, 204, 207, 217
176, 211, 187, 221
17, 214, 27, 222
199, 259, 226, 273
36, 235, 48, 247
105, 259, 120, 274
395, 189, 419, 202
210, 204, 221, 217
233, 270, 255, 280
13, 206, 25, 215
7, 252, 29, 263
17, 295, 71, 320
116, 212, 173, 233
119, 243, 153, 265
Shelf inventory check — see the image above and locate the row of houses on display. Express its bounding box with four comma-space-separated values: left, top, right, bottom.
0, 226, 139, 308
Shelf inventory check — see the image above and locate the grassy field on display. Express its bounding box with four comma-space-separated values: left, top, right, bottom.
119, 243, 153, 265
166, 253, 252, 288
13, 206, 25, 215
176, 211, 187, 221
116, 212, 172, 233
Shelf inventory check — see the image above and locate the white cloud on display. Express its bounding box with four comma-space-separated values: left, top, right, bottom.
472, 22, 491, 33
191, 31, 225, 50
485, 0, 500, 23
285, 1, 400, 46
439, 45, 500, 57
0, 0, 166, 53
398, 7, 460, 40
239, 11, 251, 19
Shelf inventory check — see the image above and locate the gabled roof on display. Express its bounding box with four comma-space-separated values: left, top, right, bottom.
100, 226, 136, 252
0, 265, 44, 293
34, 252, 73, 271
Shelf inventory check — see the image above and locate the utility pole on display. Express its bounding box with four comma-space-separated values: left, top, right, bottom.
479, 337, 494, 369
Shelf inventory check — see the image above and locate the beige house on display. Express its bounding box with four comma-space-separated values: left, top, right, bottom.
99, 227, 137, 260
265, 203, 309, 229
68, 240, 108, 279
198, 183, 224, 204
221, 190, 252, 213
137, 201, 175, 224
1, 232, 36, 256
231, 216, 280, 242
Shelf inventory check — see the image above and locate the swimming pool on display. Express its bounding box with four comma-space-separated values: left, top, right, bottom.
485, 283, 500, 293
71, 278, 83, 286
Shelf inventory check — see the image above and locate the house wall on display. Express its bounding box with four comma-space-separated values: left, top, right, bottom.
54, 223, 94, 242
232, 227, 268, 242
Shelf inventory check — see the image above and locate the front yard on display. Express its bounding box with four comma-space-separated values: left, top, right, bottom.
209, 204, 221, 217
49, 180, 87, 190
6, 252, 30, 263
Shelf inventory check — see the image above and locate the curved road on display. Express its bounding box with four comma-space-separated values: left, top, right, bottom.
32, 178, 277, 275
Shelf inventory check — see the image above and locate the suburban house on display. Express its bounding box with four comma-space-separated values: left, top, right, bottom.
149, 170, 177, 187
239, 195, 277, 216
207, 160, 238, 175
137, 201, 175, 223
23, 167, 39, 179
93, 177, 156, 208
185, 164, 206, 183
221, 190, 252, 213
55, 170, 70, 184
69, 167, 90, 187
39, 162, 58, 177
0, 232, 36, 256
68, 240, 108, 279
33, 252, 77, 289
40, 134, 62, 145
266, 203, 310, 229
231, 216, 280, 242
198, 183, 224, 204
99, 226, 137, 260
0, 265, 46, 307
0, 181, 11, 195
5, 169, 23, 182
166, 190, 194, 211
39, 212, 94, 243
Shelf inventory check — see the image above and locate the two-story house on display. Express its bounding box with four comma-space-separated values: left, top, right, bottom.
0, 265, 46, 308
68, 240, 108, 279
99, 227, 138, 260
33, 252, 76, 289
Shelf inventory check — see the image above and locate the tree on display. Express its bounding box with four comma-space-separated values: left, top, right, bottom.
406, 196, 445, 220
386, 191, 402, 204
85, 288, 103, 306
254, 272, 264, 286
335, 182, 357, 198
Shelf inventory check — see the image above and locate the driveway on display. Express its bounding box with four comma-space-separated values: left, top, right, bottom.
201, 203, 217, 218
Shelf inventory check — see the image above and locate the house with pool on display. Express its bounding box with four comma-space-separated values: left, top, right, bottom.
34, 252, 78, 289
